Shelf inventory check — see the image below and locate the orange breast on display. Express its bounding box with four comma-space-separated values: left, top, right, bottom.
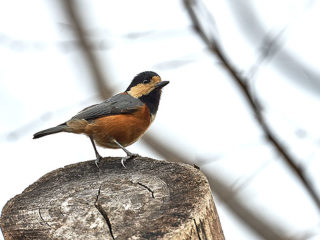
85, 104, 151, 148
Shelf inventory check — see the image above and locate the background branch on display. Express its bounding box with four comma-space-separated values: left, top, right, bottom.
183, 0, 320, 211
63, 0, 113, 99
226, 0, 320, 96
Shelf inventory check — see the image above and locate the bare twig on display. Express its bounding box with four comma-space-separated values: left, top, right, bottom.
248, 28, 286, 78
226, 0, 320, 95
183, 0, 320, 211
60, 0, 302, 239
63, 0, 113, 99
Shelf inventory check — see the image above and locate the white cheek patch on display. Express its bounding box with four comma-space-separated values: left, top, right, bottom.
127, 76, 162, 98
128, 84, 155, 98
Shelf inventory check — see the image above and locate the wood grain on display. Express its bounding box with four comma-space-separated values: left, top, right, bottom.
0, 157, 224, 240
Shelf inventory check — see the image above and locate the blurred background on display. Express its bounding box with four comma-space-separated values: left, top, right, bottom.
1, 0, 320, 239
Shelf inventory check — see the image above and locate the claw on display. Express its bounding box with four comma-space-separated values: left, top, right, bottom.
121, 156, 129, 168
121, 153, 140, 168
95, 155, 102, 169
90, 137, 103, 169
111, 139, 141, 167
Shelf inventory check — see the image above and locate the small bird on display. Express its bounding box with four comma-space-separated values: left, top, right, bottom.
33, 71, 169, 167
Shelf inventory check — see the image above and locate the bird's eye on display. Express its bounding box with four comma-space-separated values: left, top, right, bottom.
143, 80, 149, 84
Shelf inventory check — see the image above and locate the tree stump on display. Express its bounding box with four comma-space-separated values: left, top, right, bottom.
0, 157, 224, 240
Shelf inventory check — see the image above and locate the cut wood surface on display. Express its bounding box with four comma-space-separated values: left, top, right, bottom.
0, 157, 224, 240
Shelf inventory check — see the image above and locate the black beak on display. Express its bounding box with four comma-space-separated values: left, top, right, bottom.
155, 81, 169, 89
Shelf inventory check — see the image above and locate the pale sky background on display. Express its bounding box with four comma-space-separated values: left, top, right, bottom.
1, 0, 320, 239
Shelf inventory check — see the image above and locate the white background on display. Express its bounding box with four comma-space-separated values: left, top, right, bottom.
1, 0, 320, 239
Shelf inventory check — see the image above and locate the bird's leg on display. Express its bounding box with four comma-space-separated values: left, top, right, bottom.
112, 139, 139, 168
90, 136, 102, 168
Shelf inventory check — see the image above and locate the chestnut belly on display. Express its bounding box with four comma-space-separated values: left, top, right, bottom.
85, 112, 151, 149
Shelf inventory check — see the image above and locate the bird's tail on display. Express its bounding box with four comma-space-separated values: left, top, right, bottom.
33, 124, 67, 139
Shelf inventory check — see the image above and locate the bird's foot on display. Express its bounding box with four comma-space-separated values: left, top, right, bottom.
95, 155, 103, 169
121, 153, 140, 168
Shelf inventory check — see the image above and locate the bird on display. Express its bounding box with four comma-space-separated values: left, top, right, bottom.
33, 71, 169, 168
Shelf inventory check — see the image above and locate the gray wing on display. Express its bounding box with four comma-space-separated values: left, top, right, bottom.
71, 93, 143, 121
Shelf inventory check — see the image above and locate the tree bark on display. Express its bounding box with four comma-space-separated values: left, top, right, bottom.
0, 157, 224, 240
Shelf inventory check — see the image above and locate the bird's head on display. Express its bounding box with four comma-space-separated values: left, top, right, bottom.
126, 71, 169, 99
126, 71, 169, 116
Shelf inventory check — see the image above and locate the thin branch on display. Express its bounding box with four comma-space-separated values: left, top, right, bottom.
231, 159, 273, 193
183, 0, 320, 211
62, 0, 113, 99
248, 28, 286, 78
60, 1, 302, 239
226, 0, 320, 95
